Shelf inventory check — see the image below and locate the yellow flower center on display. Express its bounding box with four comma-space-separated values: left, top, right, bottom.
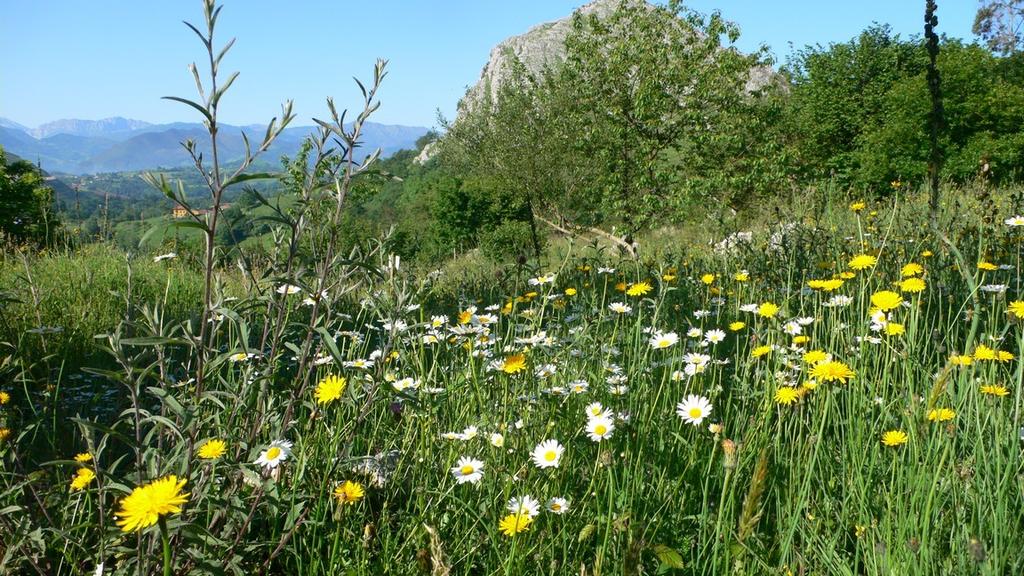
460, 465, 474, 475
265, 447, 281, 460
595, 425, 607, 436
689, 408, 703, 419
544, 450, 557, 461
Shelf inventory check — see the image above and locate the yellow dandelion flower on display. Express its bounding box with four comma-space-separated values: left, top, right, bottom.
850, 201, 866, 212
758, 302, 779, 318
898, 277, 926, 293
998, 350, 1015, 362
502, 354, 527, 374
564, 287, 577, 296
792, 335, 810, 345
662, 273, 677, 282
1007, 301, 1024, 320
839, 271, 856, 280
973, 344, 997, 361
729, 321, 746, 331
881, 430, 908, 447
870, 290, 903, 311
775, 387, 800, 405
74, 452, 93, 463
901, 263, 924, 277
810, 361, 855, 384
701, 274, 716, 285
70, 467, 96, 492
734, 272, 749, 282
197, 439, 226, 460
949, 354, 973, 366
848, 254, 877, 270
626, 281, 652, 297
315, 374, 347, 405
0, 428, 11, 442
0, 391, 9, 405
884, 322, 905, 336
803, 350, 828, 365
751, 345, 773, 358
498, 512, 532, 537
115, 476, 189, 532
927, 408, 955, 422
333, 480, 365, 505
921, 250, 934, 258
980, 384, 1009, 397
808, 278, 844, 291
978, 261, 998, 271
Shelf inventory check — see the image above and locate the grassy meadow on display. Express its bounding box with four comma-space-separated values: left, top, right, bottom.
2, 187, 1024, 575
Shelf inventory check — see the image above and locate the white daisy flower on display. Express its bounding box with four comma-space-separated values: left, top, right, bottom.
392, 377, 420, 392
569, 380, 589, 394
531, 439, 564, 469
686, 327, 703, 339
489, 433, 505, 448
684, 362, 706, 376
528, 274, 556, 286
153, 252, 177, 262
276, 283, 302, 295
585, 402, 610, 418
823, 295, 853, 307
1005, 215, 1024, 227
782, 321, 801, 335
585, 415, 615, 442
608, 302, 632, 314
255, 440, 293, 470
704, 329, 726, 344
683, 353, 711, 367
547, 497, 570, 514
676, 395, 713, 426
649, 331, 679, 349
508, 495, 541, 518
451, 456, 485, 484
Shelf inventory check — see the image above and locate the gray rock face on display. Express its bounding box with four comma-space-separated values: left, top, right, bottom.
458, 0, 628, 116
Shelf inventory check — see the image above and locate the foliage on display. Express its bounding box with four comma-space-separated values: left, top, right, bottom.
0, 147, 61, 245
478, 219, 538, 262
785, 27, 1024, 192
441, 0, 783, 245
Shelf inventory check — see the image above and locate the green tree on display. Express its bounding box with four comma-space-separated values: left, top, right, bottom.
441, 0, 775, 252
0, 147, 60, 245
783, 25, 927, 186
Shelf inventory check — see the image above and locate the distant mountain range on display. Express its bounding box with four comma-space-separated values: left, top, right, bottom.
0, 116, 431, 174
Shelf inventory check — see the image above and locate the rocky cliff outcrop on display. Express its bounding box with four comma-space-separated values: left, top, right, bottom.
458, 0, 627, 116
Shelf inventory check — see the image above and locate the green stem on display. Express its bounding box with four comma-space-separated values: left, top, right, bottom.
159, 517, 172, 576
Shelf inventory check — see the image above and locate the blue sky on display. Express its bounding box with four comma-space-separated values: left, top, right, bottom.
1, 1, 978, 130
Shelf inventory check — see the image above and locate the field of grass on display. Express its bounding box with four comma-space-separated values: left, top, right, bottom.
1, 191, 1023, 575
